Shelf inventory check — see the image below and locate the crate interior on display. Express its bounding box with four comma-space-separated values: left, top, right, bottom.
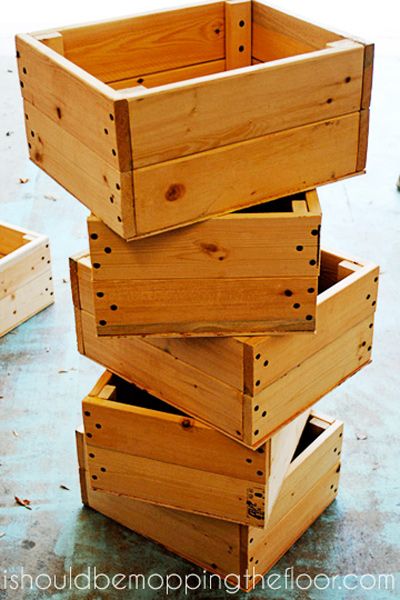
0, 223, 30, 259
291, 416, 326, 461
105, 374, 187, 417
236, 192, 306, 215
33, 1, 344, 91
318, 251, 358, 294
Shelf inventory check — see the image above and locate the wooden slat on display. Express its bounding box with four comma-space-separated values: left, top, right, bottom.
109, 60, 225, 90
361, 43, 374, 110
247, 258, 379, 393
252, 1, 343, 61
128, 43, 363, 168
133, 113, 360, 236
248, 316, 374, 446
88, 446, 266, 526
93, 276, 316, 337
24, 101, 135, 239
15, 34, 131, 171
60, 3, 225, 82
83, 394, 266, 482
87, 198, 320, 280
225, 1, 252, 70
357, 108, 370, 172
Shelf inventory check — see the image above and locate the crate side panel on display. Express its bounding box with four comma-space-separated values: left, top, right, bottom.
251, 315, 374, 444
247, 467, 340, 589
83, 397, 265, 482
88, 211, 320, 280
24, 102, 128, 238
133, 113, 360, 236
87, 446, 266, 527
62, 3, 225, 82
93, 276, 316, 337
249, 260, 379, 393
16, 34, 124, 169
129, 45, 363, 167
252, 1, 344, 61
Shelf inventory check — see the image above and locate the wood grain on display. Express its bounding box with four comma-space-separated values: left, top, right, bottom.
133, 113, 360, 236
60, 3, 225, 82
128, 43, 363, 167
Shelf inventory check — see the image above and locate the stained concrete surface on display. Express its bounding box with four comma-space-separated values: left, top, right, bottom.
0, 5, 399, 600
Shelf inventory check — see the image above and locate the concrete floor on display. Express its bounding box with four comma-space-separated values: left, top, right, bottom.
0, 5, 399, 600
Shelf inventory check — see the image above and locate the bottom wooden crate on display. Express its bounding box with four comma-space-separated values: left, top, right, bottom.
76, 412, 342, 592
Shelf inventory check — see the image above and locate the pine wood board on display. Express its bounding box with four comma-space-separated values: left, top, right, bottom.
60, 2, 225, 82
128, 41, 363, 167
88, 196, 320, 281
132, 113, 360, 236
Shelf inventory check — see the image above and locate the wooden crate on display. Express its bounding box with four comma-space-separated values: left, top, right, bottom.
77, 412, 343, 591
83, 370, 311, 527
88, 191, 321, 337
0, 221, 54, 337
17, 1, 372, 241
70, 249, 378, 448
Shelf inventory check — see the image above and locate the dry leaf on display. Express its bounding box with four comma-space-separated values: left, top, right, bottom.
19, 178, 29, 184
60, 484, 70, 491
15, 496, 32, 510
58, 370, 68, 374
356, 432, 368, 441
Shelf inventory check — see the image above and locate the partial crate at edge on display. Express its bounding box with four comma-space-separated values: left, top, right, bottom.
88, 192, 321, 337
0, 221, 54, 336
77, 412, 343, 592
17, 0, 372, 240
70, 249, 378, 448
82, 370, 311, 527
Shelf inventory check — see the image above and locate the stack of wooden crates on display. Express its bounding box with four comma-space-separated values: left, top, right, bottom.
16, 0, 378, 591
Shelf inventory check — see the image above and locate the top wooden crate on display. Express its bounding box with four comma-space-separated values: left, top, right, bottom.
16, 0, 373, 241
